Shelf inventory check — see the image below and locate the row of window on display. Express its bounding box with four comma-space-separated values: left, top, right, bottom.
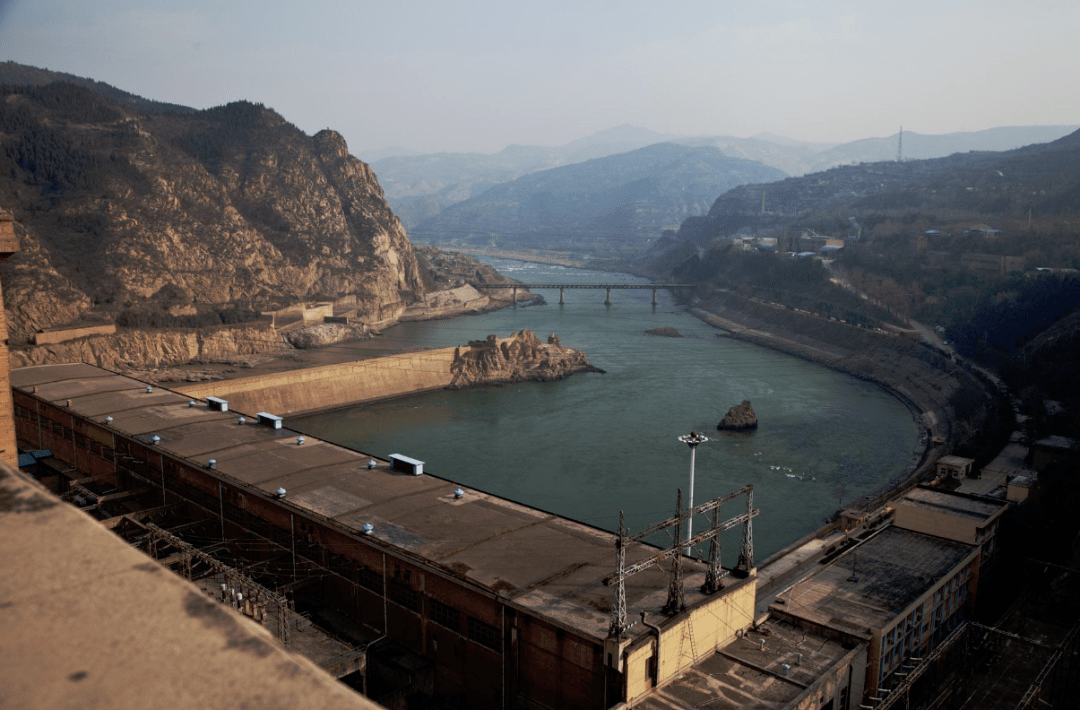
880, 562, 974, 682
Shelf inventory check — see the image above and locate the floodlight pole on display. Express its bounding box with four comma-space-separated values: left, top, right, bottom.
677, 432, 708, 551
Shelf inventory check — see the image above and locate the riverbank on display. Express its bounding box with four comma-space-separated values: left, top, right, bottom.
176, 330, 599, 417
686, 288, 1010, 510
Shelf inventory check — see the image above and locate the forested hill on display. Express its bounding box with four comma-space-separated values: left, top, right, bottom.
0, 77, 424, 341
412, 142, 785, 257
0, 61, 195, 115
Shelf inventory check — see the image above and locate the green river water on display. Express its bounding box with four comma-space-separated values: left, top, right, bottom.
293, 259, 921, 560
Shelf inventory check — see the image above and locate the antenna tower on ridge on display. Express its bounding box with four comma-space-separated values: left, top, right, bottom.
896, 126, 903, 163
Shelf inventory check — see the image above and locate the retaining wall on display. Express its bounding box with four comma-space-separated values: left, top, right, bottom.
179, 348, 458, 417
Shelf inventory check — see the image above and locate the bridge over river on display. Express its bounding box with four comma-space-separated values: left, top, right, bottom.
471, 282, 694, 305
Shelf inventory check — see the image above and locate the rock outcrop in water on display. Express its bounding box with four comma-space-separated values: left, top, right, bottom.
449, 330, 601, 388
717, 399, 758, 431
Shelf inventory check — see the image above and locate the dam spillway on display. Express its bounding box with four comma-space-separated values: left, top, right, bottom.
292, 258, 922, 559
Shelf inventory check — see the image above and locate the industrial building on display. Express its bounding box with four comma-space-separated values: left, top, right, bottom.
12, 362, 762, 709
892, 486, 1007, 567
768, 526, 979, 704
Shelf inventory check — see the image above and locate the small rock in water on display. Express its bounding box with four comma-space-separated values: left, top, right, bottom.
644, 327, 682, 337
717, 400, 758, 431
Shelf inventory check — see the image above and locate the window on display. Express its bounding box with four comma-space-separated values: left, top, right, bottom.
468, 616, 500, 652
329, 553, 351, 578
389, 581, 419, 611
429, 599, 460, 631
273, 526, 291, 549
357, 565, 383, 594
248, 515, 270, 538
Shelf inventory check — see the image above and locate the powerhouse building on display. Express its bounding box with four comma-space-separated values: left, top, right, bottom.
12, 363, 761, 710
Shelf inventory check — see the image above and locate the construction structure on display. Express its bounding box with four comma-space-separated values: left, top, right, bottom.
12, 362, 762, 709
0, 210, 19, 467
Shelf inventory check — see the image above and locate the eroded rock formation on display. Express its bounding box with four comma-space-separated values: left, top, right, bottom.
449, 330, 601, 388
717, 399, 758, 431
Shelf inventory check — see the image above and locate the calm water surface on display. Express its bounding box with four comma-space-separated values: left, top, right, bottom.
294, 259, 921, 559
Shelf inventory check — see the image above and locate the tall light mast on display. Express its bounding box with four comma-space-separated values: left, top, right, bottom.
677, 432, 708, 550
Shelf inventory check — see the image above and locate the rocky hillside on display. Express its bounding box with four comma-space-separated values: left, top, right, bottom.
653, 127, 1080, 255
414, 143, 784, 257
0, 77, 425, 344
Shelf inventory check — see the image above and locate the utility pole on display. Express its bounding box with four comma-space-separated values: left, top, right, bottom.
896, 126, 903, 163
677, 432, 708, 550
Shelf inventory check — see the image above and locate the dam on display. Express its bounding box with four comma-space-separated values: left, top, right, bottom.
291, 258, 923, 560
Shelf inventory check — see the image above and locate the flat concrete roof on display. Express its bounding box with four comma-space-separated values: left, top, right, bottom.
0, 462, 380, 710
771, 526, 975, 636
898, 487, 1006, 522
12, 363, 740, 643
937, 455, 974, 467
636, 618, 861, 710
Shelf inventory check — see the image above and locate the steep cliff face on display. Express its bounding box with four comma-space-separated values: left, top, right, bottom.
0, 82, 424, 342
9, 322, 285, 371
449, 330, 601, 388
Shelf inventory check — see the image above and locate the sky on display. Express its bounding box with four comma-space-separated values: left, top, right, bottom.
1, 0, 1078, 157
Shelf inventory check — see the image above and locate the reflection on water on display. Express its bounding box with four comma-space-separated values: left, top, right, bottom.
293, 259, 920, 559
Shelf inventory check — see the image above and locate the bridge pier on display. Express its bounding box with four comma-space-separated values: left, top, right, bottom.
512, 287, 517, 307
559, 288, 564, 305
652, 288, 658, 306
605, 287, 612, 306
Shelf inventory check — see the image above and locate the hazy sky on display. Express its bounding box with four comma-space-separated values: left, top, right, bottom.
1, 0, 1077, 157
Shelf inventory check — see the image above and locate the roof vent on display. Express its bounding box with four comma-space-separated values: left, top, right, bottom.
188, 400, 197, 407
150, 434, 161, 445
207, 397, 229, 412
367, 460, 377, 469
454, 488, 465, 499
296, 436, 305, 445
237, 416, 246, 425
389, 453, 424, 476
275, 487, 286, 498
361, 523, 374, 535
207, 459, 216, 469
104, 416, 113, 425
780, 663, 790, 676
257, 412, 283, 429
66, 399, 71, 407
145, 386, 153, 394
759, 639, 766, 652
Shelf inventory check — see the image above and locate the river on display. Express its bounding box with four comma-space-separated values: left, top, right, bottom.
293, 259, 921, 560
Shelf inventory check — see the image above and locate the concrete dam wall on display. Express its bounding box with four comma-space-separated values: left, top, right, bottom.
178, 348, 459, 417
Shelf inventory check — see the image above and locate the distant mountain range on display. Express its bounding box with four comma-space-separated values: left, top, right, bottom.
371, 125, 679, 229
372, 123, 1076, 232
409, 143, 785, 256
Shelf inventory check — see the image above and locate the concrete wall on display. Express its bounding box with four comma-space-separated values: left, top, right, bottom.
0, 214, 17, 467
892, 503, 979, 544
33, 323, 117, 345
624, 580, 757, 704
179, 348, 460, 416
